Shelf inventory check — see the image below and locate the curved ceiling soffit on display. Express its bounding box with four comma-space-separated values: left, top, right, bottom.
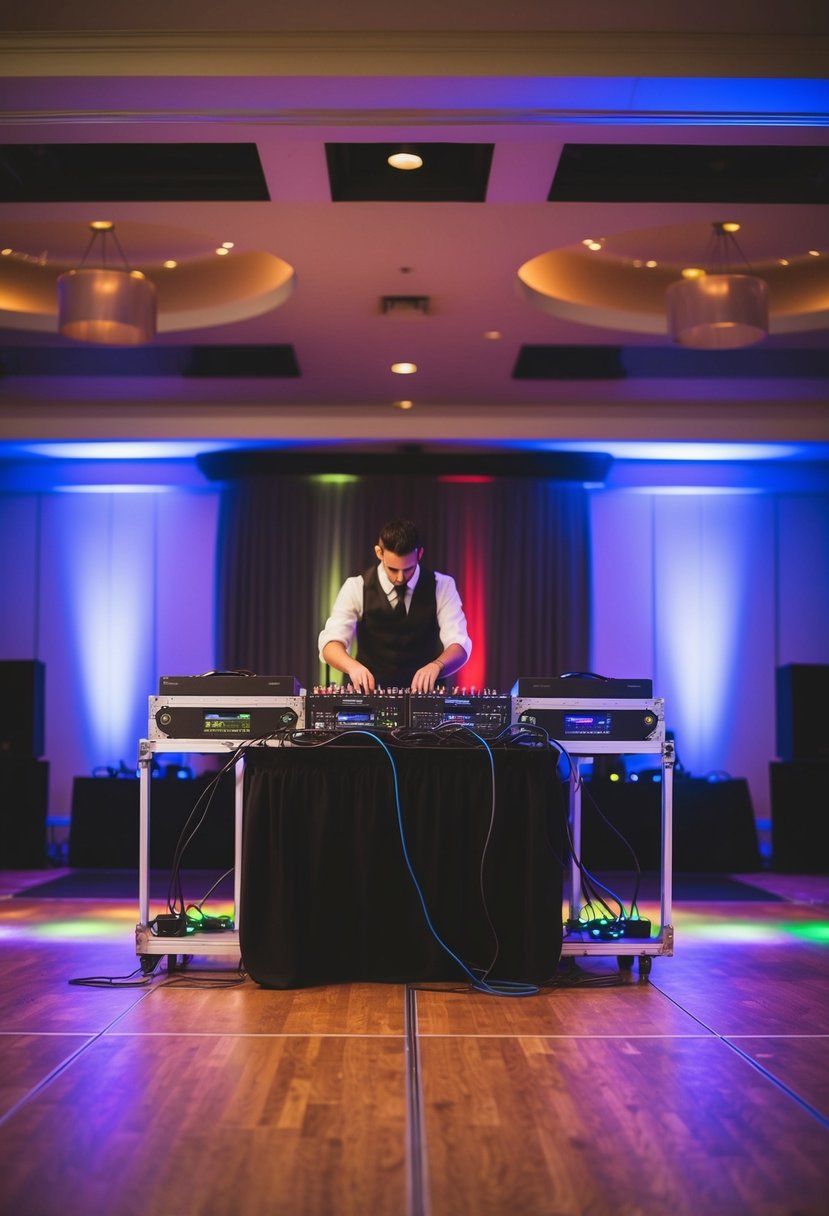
0, 220, 296, 335
517, 220, 829, 337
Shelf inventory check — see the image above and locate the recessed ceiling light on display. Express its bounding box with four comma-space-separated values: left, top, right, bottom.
388, 152, 423, 171
645, 260, 658, 268
808, 249, 821, 257
483, 330, 503, 341
163, 260, 177, 269
779, 258, 790, 266
721, 222, 741, 233
221, 241, 235, 250
681, 267, 706, 280
393, 399, 414, 410
391, 362, 417, 375
1, 248, 11, 256
215, 247, 230, 256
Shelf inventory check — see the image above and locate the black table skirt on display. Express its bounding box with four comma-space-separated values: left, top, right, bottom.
240, 740, 565, 988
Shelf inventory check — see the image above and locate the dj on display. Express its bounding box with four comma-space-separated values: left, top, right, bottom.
318, 518, 471, 693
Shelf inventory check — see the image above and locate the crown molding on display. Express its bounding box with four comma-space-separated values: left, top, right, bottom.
2, 30, 829, 78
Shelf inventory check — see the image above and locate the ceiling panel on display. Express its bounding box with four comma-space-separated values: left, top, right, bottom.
325, 143, 494, 202
549, 144, 829, 204
0, 143, 270, 202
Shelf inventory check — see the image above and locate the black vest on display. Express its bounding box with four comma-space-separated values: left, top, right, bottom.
356, 565, 441, 688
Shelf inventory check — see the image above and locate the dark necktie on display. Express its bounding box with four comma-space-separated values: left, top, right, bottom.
394, 585, 407, 617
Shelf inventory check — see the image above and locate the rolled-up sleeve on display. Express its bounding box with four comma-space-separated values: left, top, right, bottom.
435, 572, 472, 660
318, 575, 364, 661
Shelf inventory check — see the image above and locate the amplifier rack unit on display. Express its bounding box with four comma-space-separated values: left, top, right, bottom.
148, 695, 305, 741
159, 674, 301, 696
512, 697, 665, 750
306, 689, 408, 732
408, 690, 512, 738
514, 676, 653, 699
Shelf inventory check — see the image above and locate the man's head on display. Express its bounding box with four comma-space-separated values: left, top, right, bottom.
375, 518, 423, 586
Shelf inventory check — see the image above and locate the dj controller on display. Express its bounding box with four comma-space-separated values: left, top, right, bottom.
148, 675, 663, 744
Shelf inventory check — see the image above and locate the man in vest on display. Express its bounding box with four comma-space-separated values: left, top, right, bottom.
318, 518, 471, 692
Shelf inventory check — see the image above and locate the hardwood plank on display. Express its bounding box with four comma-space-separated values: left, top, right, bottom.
418, 1035, 829, 1216
414, 977, 704, 1037
0, 1034, 408, 1216
729, 1035, 829, 1119
651, 943, 829, 1035
0, 943, 151, 1033
115, 979, 405, 1035
0, 1033, 91, 1118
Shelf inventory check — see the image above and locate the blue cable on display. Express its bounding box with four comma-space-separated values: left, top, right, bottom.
318, 729, 540, 997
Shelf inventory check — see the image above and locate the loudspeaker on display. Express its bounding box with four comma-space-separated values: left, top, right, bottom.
776, 664, 829, 761
0, 660, 45, 758
581, 776, 761, 872
770, 761, 829, 873
69, 773, 235, 868
0, 758, 49, 867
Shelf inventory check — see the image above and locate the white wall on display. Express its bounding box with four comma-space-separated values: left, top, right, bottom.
0, 487, 220, 816
590, 486, 829, 826
2, 467, 827, 838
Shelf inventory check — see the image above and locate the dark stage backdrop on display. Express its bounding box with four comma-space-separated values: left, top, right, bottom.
215, 474, 590, 692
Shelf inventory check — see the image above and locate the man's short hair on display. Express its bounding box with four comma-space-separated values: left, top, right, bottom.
379, 518, 420, 554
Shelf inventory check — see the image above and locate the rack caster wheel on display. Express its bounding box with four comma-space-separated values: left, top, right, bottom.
139, 955, 160, 976
617, 955, 635, 971
638, 955, 652, 978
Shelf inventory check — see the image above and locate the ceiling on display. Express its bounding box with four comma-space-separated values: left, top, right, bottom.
1, 2, 828, 472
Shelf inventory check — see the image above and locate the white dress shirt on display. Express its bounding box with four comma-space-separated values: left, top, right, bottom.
318, 563, 472, 663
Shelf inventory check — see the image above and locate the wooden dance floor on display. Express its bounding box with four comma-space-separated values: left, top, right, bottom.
1, 868, 827, 1216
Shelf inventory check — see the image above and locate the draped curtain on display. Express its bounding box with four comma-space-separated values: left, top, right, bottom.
216, 474, 591, 692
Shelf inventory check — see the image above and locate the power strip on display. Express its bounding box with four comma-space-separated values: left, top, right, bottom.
583, 916, 652, 940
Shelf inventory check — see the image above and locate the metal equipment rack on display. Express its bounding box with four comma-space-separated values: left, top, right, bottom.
513, 697, 674, 977
135, 737, 245, 971
137, 700, 673, 978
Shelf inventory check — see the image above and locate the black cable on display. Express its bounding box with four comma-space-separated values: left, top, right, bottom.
161, 733, 280, 922
155, 964, 248, 989
69, 959, 163, 987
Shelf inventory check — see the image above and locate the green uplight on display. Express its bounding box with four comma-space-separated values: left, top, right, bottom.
32, 920, 124, 940
787, 922, 829, 944
676, 913, 829, 946
313, 475, 359, 485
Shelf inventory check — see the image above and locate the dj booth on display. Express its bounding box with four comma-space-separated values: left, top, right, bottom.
239, 740, 566, 989
136, 675, 671, 983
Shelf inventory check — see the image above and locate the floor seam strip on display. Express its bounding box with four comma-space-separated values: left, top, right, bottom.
649, 979, 829, 1132
405, 984, 427, 1216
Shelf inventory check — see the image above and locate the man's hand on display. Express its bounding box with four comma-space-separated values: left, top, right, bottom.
344, 662, 376, 694
410, 660, 444, 694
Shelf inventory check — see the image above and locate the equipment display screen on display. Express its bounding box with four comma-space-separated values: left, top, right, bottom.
336, 711, 372, 724
563, 713, 612, 736
203, 711, 252, 734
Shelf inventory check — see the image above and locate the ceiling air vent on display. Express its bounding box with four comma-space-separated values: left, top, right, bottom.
380, 295, 431, 317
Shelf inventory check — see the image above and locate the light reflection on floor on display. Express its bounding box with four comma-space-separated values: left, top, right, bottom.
2, 877, 827, 953
0, 895, 235, 945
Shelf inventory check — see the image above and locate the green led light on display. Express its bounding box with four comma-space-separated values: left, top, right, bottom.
313, 474, 359, 485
